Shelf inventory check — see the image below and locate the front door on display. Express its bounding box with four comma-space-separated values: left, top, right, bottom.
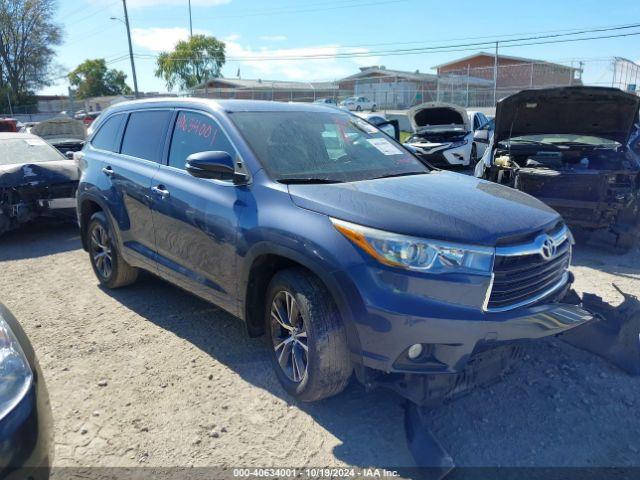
150, 110, 241, 313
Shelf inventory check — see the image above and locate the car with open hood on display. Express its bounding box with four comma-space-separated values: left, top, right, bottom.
31, 117, 86, 156
403, 102, 475, 167
0, 133, 79, 236
475, 86, 640, 250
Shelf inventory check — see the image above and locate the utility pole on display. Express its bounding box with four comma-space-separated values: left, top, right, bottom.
188, 0, 193, 37
493, 41, 499, 107
122, 0, 139, 98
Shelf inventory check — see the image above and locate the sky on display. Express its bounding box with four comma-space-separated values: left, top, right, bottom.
42, 0, 640, 95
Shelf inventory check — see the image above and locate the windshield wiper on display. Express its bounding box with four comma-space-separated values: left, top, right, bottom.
372, 171, 428, 180
277, 177, 343, 184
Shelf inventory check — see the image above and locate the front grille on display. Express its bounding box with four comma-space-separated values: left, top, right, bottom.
487, 227, 571, 312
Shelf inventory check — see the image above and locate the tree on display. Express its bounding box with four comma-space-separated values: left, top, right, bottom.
155, 34, 225, 91
68, 59, 132, 99
0, 0, 63, 109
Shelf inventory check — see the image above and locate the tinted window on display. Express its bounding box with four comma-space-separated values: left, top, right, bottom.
168, 111, 236, 169
231, 111, 427, 183
121, 110, 172, 161
91, 114, 124, 151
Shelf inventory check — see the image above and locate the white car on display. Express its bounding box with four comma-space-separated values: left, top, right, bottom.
403, 102, 474, 168
339, 96, 377, 112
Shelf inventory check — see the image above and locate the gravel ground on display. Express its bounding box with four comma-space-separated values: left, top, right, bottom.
0, 221, 639, 471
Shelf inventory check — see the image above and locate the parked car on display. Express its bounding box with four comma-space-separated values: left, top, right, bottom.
339, 96, 376, 112
313, 98, 337, 105
475, 86, 640, 250
0, 133, 79, 236
0, 302, 52, 480
467, 110, 490, 132
0, 118, 18, 133
31, 117, 86, 156
77, 98, 593, 404
472, 117, 494, 159
82, 111, 101, 127
403, 102, 475, 167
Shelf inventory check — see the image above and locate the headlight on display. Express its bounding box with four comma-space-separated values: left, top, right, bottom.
449, 139, 468, 149
0, 316, 33, 421
332, 218, 494, 274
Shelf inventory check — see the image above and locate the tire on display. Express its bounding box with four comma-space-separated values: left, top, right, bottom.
265, 268, 352, 402
371, 104, 377, 112
87, 211, 139, 288
356, 105, 362, 112
469, 144, 478, 167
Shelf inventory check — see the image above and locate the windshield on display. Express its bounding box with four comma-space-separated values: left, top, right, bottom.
230, 111, 428, 183
503, 134, 620, 147
0, 138, 64, 165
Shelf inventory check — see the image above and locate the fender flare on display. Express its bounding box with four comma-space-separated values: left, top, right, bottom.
239, 241, 365, 360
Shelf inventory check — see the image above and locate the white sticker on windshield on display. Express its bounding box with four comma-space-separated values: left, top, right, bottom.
26, 139, 46, 147
367, 138, 403, 155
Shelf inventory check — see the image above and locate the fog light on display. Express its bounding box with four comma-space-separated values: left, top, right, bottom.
407, 343, 423, 360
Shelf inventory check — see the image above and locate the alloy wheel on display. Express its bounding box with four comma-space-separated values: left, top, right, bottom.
270, 291, 308, 383
90, 224, 113, 279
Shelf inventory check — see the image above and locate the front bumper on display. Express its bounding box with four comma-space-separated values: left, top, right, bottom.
336, 263, 592, 374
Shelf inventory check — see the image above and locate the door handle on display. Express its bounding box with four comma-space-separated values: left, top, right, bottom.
151, 185, 170, 199
101, 166, 114, 176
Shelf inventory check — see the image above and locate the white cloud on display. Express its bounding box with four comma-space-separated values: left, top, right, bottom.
224, 36, 378, 81
259, 35, 288, 42
132, 28, 377, 81
125, 0, 230, 7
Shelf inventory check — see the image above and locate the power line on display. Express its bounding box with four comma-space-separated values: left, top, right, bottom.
128, 23, 640, 63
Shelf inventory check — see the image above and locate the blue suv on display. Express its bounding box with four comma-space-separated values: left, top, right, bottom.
76, 99, 593, 403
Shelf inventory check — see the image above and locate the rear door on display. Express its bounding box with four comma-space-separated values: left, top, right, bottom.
105, 109, 173, 267
150, 109, 241, 313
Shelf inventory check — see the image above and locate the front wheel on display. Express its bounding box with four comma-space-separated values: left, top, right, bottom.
265, 268, 352, 402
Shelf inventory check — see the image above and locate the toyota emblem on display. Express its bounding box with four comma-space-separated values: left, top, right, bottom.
541, 237, 557, 260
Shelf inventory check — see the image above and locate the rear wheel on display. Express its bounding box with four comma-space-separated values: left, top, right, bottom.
88, 211, 139, 288
356, 105, 362, 112
265, 268, 352, 402
371, 104, 377, 112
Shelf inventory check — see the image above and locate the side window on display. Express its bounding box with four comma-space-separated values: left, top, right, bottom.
91, 114, 124, 152
168, 111, 236, 170
121, 110, 172, 162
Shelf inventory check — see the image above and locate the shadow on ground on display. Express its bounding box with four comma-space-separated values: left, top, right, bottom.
0, 221, 81, 261
100, 269, 640, 472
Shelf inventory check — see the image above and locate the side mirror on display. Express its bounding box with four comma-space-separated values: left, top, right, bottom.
474, 129, 489, 142
65, 151, 75, 160
186, 151, 239, 181
376, 120, 400, 141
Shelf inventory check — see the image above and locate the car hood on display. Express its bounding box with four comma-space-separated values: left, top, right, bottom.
494, 86, 640, 145
408, 102, 471, 132
0, 160, 79, 188
288, 171, 560, 246
31, 117, 86, 141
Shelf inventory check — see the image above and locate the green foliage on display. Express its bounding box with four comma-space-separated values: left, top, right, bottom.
68, 59, 132, 99
155, 35, 226, 91
0, 0, 63, 110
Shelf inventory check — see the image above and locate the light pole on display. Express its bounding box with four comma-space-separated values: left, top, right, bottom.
188, 0, 193, 37
111, 0, 139, 98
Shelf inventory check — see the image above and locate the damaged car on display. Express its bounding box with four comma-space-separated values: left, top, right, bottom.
0, 133, 79, 237
475, 86, 640, 250
404, 102, 475, 168
77, 98, 594, 410
31, 117, 86, 156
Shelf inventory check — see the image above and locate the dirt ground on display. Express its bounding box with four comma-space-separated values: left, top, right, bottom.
0, 221, 639, 471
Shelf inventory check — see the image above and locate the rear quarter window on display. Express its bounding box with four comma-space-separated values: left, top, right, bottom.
91, 114, 125, 152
